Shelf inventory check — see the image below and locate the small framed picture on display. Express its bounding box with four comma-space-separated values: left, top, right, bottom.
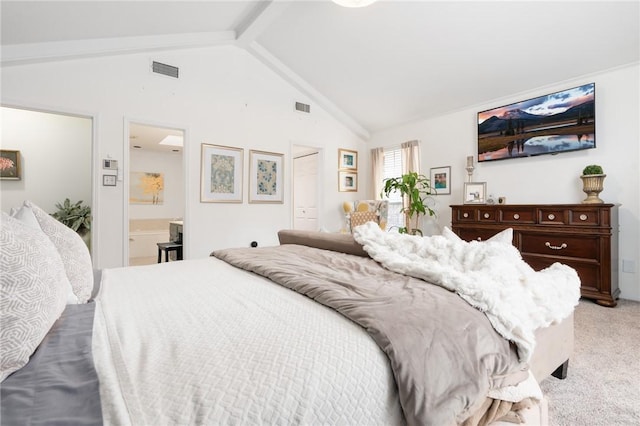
103, 174, 117, 186
338, 148, 358, 171
201, 144, 244, 203
338, 171, 358, 192
463, 182, 487, 204
249, 150, 284, 204
430, 166, 451, 195
0, 150, 21, 180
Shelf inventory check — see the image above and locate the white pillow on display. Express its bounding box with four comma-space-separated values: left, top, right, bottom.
0, 212, 69, 382
441, 226, 463, 242
441, 226, 513, 244
10, 204, 40, 230
487, 228, 513, 244
24, 201, 93, 303
11, 204, 78, 304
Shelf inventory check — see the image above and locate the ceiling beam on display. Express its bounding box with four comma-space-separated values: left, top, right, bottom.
247, 41, 370, 140
1, 31, 236, 67
235, 1, 371, 139
1, 0, 370, 139
235, 0, 290, 48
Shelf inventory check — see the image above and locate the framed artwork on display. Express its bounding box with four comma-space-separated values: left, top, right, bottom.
430, 166, 451, 195
201, 144, 243, 203
0, 150, 21, 180
338, 148, 358, 170
463, 182, 487, 204
338, 171, 358, 192
249, 150, 284, 204
130, 171, 164, 204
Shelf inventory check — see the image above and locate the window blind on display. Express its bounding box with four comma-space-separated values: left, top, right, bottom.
382, 147, 404, 230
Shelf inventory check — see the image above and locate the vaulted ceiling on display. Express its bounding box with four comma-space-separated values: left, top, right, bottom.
2, 1, 639, 139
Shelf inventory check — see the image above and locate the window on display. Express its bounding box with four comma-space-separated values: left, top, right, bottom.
382, 147, 404, 230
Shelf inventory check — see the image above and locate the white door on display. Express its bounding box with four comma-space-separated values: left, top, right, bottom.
293, 153, 319, 231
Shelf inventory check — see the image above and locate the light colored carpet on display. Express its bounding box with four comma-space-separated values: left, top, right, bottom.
540, 298, 640, 425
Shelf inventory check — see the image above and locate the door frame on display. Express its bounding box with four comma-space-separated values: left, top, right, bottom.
1, 100, 99, 262
123, 117, 189, 266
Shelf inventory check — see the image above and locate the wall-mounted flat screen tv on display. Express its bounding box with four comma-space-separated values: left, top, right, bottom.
477, 83, 595, 162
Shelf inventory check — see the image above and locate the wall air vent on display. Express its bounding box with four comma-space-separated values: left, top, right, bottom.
295, 101, 311, 113
152, 61, 179, 78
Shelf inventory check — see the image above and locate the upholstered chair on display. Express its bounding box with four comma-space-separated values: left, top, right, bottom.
342, 200, 389, 232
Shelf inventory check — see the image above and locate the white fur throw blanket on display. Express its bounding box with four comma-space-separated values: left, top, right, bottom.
353, 222, 580, 362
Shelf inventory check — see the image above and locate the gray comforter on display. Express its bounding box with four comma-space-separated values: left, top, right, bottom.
213, 244, 526, 426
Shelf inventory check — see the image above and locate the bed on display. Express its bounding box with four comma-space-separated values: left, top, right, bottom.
1, 203, 579, 426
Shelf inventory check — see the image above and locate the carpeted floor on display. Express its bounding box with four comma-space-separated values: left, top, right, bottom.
540, 298, 640, 425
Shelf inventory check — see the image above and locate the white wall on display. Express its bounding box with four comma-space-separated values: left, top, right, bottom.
1, 45, 367, 268
129, 149, 184, 220
0, 107, 92, 214
369, 63, 640, 301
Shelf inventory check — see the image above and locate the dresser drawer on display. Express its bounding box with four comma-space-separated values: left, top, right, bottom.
523, 255, 601, 293
568, 208, 602, 226
499, 207, 536, 224
519, 232, 599, 259
478, 208, 498, 222
453, 207, 478, 222
538, 208, 567, 225
457, 228, 512, 243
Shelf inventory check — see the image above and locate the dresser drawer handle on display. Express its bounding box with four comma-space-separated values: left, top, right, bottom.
545, 242, 567, 250
483, 213, 490, 219
580, 214, 588, 221
547, 214, 556, 220
513, 213, 520, 220
463, 213, 469, 218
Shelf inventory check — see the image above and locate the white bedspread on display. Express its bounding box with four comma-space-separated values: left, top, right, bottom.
92, 257, 404, 425
353, 222, 581, 362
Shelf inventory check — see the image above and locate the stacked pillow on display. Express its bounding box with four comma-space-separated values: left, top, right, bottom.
0, 201, 94, 382
24, 201, 93, 303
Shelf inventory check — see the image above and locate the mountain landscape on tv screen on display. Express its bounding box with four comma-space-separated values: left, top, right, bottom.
478, 101, 595, 135
478, 84, 595, 162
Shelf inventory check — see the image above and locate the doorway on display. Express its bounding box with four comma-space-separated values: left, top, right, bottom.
128, 122, 184, 266
292, 145, 321, 231
0, 105, 94, 252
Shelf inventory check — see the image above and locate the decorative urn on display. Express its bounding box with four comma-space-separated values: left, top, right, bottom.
580, 165, 606, 204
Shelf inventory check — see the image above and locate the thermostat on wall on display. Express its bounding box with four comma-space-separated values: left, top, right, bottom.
103, 159, 118, 170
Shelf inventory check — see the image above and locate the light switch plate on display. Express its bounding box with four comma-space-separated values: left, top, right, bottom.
103, 174, 117, 186
622, 260, 636, 273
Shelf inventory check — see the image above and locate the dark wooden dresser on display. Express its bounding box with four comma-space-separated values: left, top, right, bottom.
450, 204, 619, 307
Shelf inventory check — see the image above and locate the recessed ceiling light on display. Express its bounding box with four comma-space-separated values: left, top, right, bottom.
159, 135, 183, 147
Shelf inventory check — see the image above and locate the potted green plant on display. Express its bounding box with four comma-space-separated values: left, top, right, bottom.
382, 171, 436, 235
580, 164, 606, 204
51, 198, 92, 247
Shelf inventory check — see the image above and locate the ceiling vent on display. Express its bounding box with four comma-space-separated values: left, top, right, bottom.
152, 61, 179, 79
295, 101, 311, 114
